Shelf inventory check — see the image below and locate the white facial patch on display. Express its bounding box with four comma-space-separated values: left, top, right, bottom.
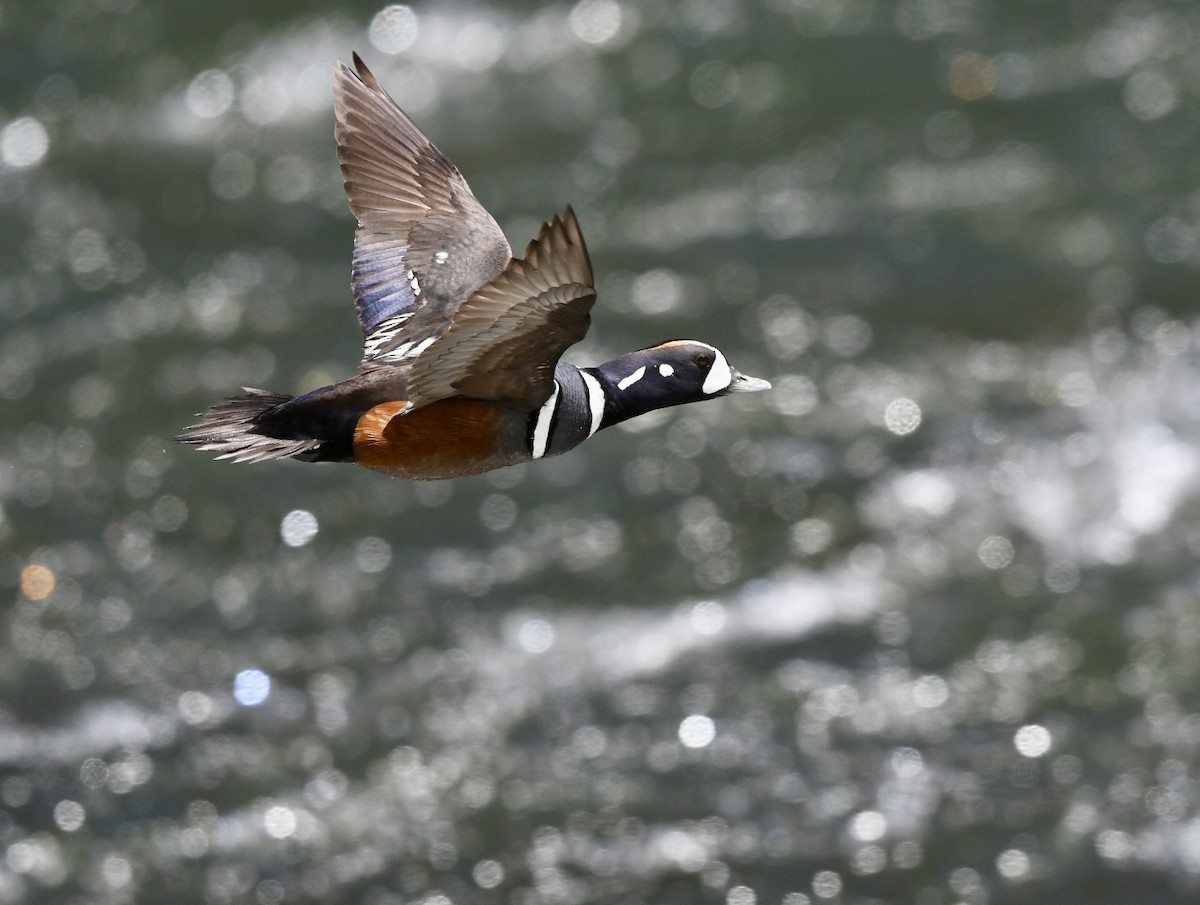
579, 370, 606, 437
434, 251, 449, 264
701, 347, 732, 394
617, 365, 646, 390
658, 363, 674, 377
530, 380, 560, 459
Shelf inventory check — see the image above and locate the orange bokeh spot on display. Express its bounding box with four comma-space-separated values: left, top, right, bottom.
948, 52, 997, 101
20, 564, 56, 601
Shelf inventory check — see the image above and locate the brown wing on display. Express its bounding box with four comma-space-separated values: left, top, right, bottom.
335, 53, 512, 365
401, 206, 596, 412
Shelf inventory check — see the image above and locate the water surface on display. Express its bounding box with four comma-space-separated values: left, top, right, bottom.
3, 1, 1200, 903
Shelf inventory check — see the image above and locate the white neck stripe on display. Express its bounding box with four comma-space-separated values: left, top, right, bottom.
579, 370, 605, 437
530, 380, 560, 459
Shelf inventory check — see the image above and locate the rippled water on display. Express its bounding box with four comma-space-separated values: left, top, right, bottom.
4, 1, 1200, 903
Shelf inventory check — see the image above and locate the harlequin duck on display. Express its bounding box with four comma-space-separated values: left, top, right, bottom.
177, 53, 770, 480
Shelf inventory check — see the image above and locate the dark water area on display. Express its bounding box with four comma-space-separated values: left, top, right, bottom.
3, 1, 1200, 903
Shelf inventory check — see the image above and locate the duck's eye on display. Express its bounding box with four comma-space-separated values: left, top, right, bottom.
695, 353, 713, 370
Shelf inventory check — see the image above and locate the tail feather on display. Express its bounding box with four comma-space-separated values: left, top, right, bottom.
176, 388, 320, 464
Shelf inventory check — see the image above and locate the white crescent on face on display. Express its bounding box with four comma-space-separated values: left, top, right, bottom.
701, 345, 732, 394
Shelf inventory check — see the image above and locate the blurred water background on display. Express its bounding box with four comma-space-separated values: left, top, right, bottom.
3, 0, 1200, 903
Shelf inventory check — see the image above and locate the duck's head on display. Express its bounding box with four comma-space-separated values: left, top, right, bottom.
589, 340, 771, 427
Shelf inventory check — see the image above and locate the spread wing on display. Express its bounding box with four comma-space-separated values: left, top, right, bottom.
402, 207, 595, 413
334, 53, 512, 367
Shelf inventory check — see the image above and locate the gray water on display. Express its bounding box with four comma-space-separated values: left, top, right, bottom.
3, 1, 1200, 903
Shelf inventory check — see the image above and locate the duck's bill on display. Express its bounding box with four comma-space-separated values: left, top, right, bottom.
726, 371, 772, 393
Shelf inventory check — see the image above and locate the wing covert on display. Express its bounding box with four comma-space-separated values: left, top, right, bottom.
402, 206, 596, 412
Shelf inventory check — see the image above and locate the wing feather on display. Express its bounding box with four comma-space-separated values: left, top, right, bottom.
334, 53, 511, 359
402, 207, 595, 412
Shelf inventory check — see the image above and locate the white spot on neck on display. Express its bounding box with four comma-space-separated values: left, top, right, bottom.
434, 251, 449, 264
658, 363, 674, 377
617, 365, 646, 390
530, 380, 560, 459
579, 370, 605, 437
702, 347, 732, 394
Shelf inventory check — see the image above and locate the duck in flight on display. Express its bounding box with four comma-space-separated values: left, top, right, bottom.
177, 53, 770, 480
